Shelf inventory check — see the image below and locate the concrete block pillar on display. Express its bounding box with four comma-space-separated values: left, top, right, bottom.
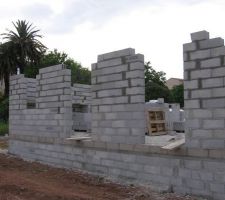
36, 64, 73, 138
184, 30, 225, 149
9, 74, 27, 111
91, 48, 146, 144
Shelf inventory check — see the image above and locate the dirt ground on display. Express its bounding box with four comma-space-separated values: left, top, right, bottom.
0, 140, 205, 200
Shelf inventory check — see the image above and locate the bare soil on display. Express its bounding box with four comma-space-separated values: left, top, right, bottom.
0, 140, 205, 200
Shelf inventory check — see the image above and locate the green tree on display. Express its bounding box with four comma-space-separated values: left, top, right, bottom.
26, 49, 91, 85
145, 62, 172, 102
2, 20, 46, 74
170, 84, 184, 107
0, 42, 16, 96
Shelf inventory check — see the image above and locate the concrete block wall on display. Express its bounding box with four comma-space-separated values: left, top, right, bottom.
184, 30, 225, 149
91, 48, 146, 144
9, 139, 225, 200
9, 64, 73, 140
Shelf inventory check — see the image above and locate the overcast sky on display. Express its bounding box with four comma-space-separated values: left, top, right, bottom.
0, 0, 225, 79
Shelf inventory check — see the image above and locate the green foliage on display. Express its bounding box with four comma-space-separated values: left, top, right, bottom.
2, 20, 46, 73
0, 20, 46, 95
0, 122, 8, 136
145, 62, 172, 102
0, 96, 8, 122
25, 49, 91, 85
170, 84, 184, 107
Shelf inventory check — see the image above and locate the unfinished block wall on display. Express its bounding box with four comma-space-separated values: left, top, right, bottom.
184, 30, 225, 149
91, 48, 145, 144
9, 64, 73, 141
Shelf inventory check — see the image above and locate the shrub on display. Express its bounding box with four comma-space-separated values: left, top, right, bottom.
0, 97, 9, 122
0, 122, 8, 136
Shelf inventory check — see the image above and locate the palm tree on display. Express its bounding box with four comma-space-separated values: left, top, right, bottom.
2, 20, 46, 74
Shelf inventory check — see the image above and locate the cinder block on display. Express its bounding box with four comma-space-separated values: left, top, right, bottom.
184, 80, 198, 90
130, 62, 144, 70
126, 70, 144, 79
125, 54, 144, 63
39, 64, 63, 73
191, 89, 212, 98
200, 37, 224, 49
185, 99, 200, 109
92, 64, 128, 77
126, 87, 144, 95
191, 30, 209, 41
190, 49, 211, 60
202, 140, 225, 149
97, 58, 122, 68
183, 42, 197, 52
212, 67, 225, 77
97, 48, 135, 61
202, 98, 225, 108
202, 78, 223, 88
97, 73, 122, 83
184, 61, 196, 70
212, 88, 225, 97
203, 119, 224, 129
200, 58, 221, 68
191, 69, 211, 79
97, 89, 122, 98
191, 109, 213, 119
130, 95, 145, 103
211, 46, 225, 57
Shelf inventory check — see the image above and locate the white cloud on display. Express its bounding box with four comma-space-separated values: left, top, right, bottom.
1, 0, 225, 79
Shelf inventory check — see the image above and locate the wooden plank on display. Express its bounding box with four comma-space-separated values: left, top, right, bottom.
161, 138, 185, 150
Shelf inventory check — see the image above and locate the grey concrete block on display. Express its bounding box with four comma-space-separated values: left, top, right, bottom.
191, 69, 212, 79
184, 80, 198, 90
200, 37, 224, 49
202, 98, 225, 108
126, 87, 144, 95
97, 73, 123, 83
130, 62, 144, 70
191, 89, 212, 98
212, 88, 225, 97
125, 54, 144, 63
97, 48, 135, 61
97, 58, 122, 68
97, 89, 122, 98
183, 42, 197, 52
191, 30, 209, 41
39, 64, 63, 73
200, 58, 221, 68
184, 61, 196, 70
203, 120, 224, 129
202, 140, 225, 149
202, 78, 223, 88
211, 46, 225, 57
126, 70, 144, 79
190, 49, 211, 60
212, 67, 225, 77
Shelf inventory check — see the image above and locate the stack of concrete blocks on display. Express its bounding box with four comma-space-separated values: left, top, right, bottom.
71, 83, 91, 132
91, 48, 145, 144
184, 30, 225, 149
9, 75, 33, 137
9, 64, 73, 141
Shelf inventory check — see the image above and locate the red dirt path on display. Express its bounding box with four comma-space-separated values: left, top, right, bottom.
0, 143, 204, 200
